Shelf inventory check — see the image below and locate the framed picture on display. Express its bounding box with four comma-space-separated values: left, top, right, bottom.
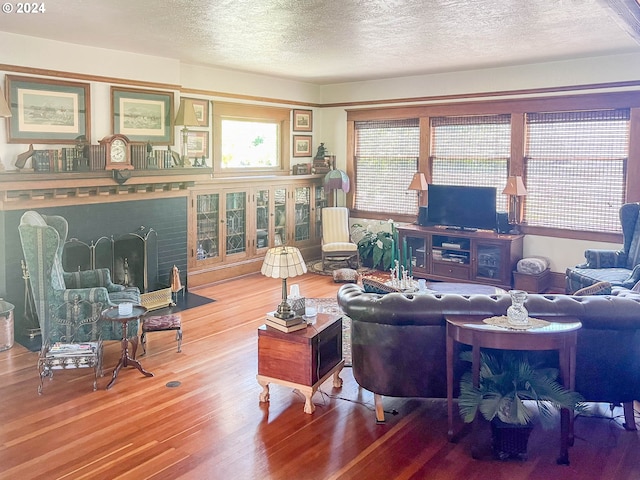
183, 97, 209, 127
293, 135, 312, 157
111, 87, 174, 144
293, 109, 313, 132
187, 130, 209, 158
5, 75, 91, 144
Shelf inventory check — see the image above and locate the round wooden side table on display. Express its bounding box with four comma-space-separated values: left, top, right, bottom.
445, 314, 581, 465
101, 305, 153, 389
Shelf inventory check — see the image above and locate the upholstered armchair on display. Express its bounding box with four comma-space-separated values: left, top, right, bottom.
321, 207, 359, 269
566, 202, 640, 293
19, 211, 141, 348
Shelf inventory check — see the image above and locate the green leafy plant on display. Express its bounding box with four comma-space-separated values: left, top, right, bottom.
351, 222, 396, 271
458, 351, 586, 428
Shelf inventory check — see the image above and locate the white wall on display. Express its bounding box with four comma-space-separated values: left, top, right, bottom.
318, 53, 640, 104
0, 31, 631, 273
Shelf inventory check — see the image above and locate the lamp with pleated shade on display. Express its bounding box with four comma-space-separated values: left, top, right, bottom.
324, 169, 350, 206
502, 176, 527, 225
261, 245, 307, 319
174, 99, 200, 166
408, 172, 428, 210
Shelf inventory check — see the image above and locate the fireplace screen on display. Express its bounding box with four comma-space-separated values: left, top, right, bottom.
62, 227, 158, 293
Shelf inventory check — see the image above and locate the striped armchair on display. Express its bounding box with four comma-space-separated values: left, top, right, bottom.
321, 207, 359, 270
566, 202, 640, 293
18, 211, 141, 349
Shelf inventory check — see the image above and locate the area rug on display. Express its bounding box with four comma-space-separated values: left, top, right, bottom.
310, 297, 352, 367
307, 259, 377, 278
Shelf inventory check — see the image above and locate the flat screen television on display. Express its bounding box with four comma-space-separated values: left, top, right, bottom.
427, 184, 497, 231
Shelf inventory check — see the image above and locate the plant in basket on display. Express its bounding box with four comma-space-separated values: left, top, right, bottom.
458, 350, 586, 460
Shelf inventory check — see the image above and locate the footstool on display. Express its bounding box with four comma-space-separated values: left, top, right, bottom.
513, 256, 551, 293
141, 313, 182, 355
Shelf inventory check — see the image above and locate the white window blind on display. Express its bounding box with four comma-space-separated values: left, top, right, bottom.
525, 109, 629, 233
430, 114, 510, 212
355, 119, 420, 215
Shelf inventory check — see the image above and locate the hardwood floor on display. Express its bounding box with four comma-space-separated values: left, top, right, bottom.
0, 272, 638, 480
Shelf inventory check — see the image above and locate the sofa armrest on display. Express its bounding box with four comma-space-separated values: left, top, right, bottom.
55, 286, 112, 305
581, 249, 627, 268
621, 264, 640, 289
64, 268, 125, 292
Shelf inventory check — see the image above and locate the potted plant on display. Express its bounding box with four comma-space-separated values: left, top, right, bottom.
351, 221, 397, 271
458, 351, 586, 460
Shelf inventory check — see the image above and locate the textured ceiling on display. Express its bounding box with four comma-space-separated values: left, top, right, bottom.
0, 0, 639, 84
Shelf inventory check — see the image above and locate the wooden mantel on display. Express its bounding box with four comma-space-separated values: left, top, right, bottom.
0, 169, 214, 210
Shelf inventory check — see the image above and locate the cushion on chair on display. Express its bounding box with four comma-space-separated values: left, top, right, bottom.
322, 242, 358, 252
573, 281, 612, 296
362, 277, 400, 294
143, 313, 182, 332
517, 257, 550, 275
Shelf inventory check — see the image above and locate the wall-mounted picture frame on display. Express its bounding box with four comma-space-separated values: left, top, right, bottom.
111, 86, 174, 144
187, 130, 209, 158
292, 109, 313, 132
293, 135, 312, 157
5, 75, 91, 144
183, 97, 209, 127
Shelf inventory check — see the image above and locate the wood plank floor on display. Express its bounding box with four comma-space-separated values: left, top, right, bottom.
0, 272, 638, 480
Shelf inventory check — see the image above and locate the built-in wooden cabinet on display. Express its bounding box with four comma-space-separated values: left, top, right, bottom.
397, 224, 523, 290
189, 176, 326, 287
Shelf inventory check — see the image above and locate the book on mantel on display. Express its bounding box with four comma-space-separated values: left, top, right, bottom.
266, 311, 304, 326
264, 318, 308, 333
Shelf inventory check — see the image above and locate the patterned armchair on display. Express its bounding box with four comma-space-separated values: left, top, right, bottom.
18, 211, 141, 349
566, 202, 640, 293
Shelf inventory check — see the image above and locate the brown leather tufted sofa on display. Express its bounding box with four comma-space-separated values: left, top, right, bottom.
337, 283, 640, 428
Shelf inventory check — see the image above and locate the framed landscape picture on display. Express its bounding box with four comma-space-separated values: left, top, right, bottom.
187, 130, 209, 158
5, 75, 91, 144
292, 109, 312, 132
293, 135, 312, 157
111, 87, 174, 144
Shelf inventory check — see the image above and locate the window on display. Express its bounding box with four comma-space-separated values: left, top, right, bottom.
430, 114, 510, 212
525, 109, 629, 233
354, 119, 420, 215
221, 119, 278, 168
213, 102, 290, 175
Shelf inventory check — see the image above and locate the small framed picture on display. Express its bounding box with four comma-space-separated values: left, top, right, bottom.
187, 130, 209, 158
293, 109, 312, 132
183, 97, 209, 127
293, 135, 312, 157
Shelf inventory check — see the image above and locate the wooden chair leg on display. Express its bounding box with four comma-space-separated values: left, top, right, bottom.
623, 402, 637, 431
176, 328, 183, 352
374, 394, 385, 423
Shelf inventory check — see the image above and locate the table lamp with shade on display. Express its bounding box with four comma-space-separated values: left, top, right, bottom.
261, 245, 307, 320
408, 172, 428, 211
0, 89, 12, 172
502, 175, 528, 225
174, 98, 200, 166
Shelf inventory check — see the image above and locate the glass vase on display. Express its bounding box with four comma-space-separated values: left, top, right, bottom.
507, 290, 529, 326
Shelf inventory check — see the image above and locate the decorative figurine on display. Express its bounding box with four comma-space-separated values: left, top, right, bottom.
315, 143, 327, 160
